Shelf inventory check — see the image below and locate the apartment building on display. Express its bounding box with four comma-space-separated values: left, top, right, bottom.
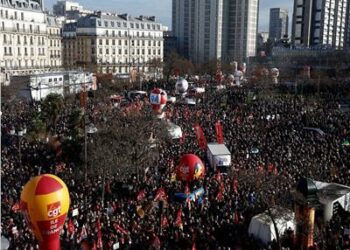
62, 12, 164, 77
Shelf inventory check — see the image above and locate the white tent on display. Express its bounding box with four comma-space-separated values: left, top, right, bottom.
167, 122, 182, 139
248, 207, 295, 245
1, 236, 10, 250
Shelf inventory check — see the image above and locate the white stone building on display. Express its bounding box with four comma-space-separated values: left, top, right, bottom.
47, 15, 62, 68
62, 12, 164, 78
0, 0, 63, 85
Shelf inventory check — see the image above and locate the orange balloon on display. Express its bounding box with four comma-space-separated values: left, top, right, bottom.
20, 174, 70, 250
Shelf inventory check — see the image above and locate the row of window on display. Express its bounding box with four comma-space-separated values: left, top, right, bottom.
0, 9, 24, 20
3, 47, 46, 56
96, 39, 161, 47
97, 20, 161, 30
2, 34, 46, 45
94, 48, 162, 56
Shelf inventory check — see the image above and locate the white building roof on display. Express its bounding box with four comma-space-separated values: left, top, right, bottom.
207, 143, 231, 155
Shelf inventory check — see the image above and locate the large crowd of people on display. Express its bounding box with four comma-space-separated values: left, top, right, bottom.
1, 80, 350, 250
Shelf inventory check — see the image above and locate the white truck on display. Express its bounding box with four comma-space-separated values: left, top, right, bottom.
207, 143, 231, 172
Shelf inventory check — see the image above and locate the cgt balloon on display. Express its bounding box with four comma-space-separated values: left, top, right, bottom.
150, 88, 167, 117
176, 154, 205, 182
21, 174, 70, 250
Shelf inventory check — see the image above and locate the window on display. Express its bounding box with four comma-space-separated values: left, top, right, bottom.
3, 34, 6, 43
106, 39, 109, 45
112, 40, 115, 45
106, 49, 109, 54
21, 13, 24, 20
105, 21, 108, 27
118, 40, 121, 45
99, 48, 102, 54
14, 12, 17, 19
98, 21, 101, 26
17, 35, 20, 44
16, 23, 19, 31
125, 40, 127, 45
49, 78, 52, 82
111, 22, 114, 27
99, 39, 102, 45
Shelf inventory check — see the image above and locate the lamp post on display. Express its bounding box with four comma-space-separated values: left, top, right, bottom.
17, 128, 26, 168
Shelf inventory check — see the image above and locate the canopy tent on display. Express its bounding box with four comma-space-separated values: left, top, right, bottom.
248, 207, 295, 245
167, 122, 182, 139
1, 236, 10, 250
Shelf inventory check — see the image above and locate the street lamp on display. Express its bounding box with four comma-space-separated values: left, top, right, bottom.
16, 128, 26, 168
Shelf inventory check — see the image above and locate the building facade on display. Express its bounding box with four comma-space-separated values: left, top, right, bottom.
0, 0, 63, 85
62, 12, 164, 77
269, 8, 288, 41
47, 15, 62, 68
172, 0, 259, 64
53, 0, 83, 17
292, 0, 348, 49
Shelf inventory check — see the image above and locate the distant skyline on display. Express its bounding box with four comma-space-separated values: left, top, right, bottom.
46, 0, 294, 33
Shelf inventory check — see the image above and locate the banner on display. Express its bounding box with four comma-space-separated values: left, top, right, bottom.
194, 124, 207, 150
215, 120, 224, 144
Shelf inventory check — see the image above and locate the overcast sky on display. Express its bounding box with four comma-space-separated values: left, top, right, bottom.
46, 0, 294, 33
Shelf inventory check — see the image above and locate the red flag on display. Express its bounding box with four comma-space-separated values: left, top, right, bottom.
184, 184, 190, 195
113, 223, 128, 235
194, 124, 207, 150
268, 163, 273, 173
96, 218, 101, 232
192, 242, 197, 250
137, 189, 146, 201
68, 219, 75, 236
216, 69, 222, 85
216, 190, 224, 202
175, 209, 183, 230
154, 188, 167, 202
161, 215, 169, 228
234, 211, 240, 224
97, 230, 103, 249
215, 171, 222, 183
11, 202, 20, 213
105, 181, 111, 194
215, 120, 224, 144
91, 240, 97, 250
232, 178, 238, 193
151, 233, 161, 250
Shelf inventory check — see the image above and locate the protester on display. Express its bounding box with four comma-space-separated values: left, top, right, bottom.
1, 82, 350, 250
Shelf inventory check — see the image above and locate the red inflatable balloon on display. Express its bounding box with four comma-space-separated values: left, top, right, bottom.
176, 154, 205, 182
150, 88, 167, 114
